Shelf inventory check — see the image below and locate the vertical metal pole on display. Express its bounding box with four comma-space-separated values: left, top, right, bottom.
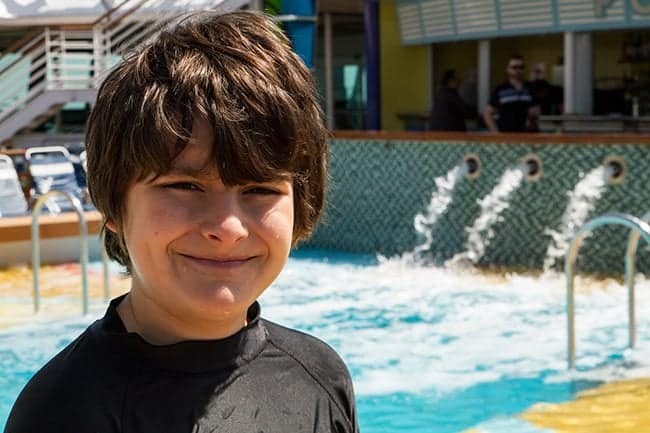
44, 27, 52, 91
92, 26, 103, 88
627, 244, 637, 349
31, 208, 41, 313
625, 230, 642, 349
31, 191, 89, 315
564, 31, 575, 114
102, 232, 111, 302
565, 231, 585, 370
427, 44, 435, 116
566, 258, 575, 369
574, 32, 593, 115
364, 0, 381, 130
324, 12, 334, 130
79, 211, 89, 315
477, 40, 491, 114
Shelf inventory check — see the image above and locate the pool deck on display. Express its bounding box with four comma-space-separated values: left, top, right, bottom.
0, 211, 103, 266
0, 211, 103, 242
0, 263, 129, 329
522, 379, 650, 433
462, 378, 650, 433
463, 377, 650, 432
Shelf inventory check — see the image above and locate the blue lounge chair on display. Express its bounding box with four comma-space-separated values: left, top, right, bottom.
25, 146, 83, 214
0, 154, 29, 217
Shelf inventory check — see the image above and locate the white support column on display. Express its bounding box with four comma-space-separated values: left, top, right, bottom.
575, 32, 593, 115
427, 44, 435, 114
250, 0, 263, 11
477, 40, 491, 111
44, 27, 52, 90
324, 12, 334, 130
564, 32, 593, 115
564, 32, 575, 114
92, 26, 104, 87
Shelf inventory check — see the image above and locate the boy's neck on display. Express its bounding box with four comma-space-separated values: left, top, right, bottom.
116, 291, 249, 345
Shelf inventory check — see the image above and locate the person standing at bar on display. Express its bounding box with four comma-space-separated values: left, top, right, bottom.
483, 54, 540, 133
527, 63, 552, 115
430, 69, 472, 131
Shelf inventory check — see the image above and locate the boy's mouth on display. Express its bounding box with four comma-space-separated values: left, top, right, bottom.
178, 253, 256, 268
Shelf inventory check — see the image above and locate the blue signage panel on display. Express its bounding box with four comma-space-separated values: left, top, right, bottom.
397, 0, 650, 45
281, 0, 316, 68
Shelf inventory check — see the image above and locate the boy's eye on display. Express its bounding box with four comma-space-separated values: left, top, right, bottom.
244, 186, 280, 195
163, 182, 202, 191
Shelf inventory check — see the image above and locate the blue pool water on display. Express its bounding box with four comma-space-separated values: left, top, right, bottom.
3, 250, 650, 432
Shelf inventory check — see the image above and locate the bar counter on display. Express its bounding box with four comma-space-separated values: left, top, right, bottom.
331, 130, 650, 144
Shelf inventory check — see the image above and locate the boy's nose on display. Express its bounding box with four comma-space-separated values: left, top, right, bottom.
199, 197, 248, 245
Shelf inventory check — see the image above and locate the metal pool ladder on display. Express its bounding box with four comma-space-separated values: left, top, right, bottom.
565, 211, 650, 369
31, 191, 110, 315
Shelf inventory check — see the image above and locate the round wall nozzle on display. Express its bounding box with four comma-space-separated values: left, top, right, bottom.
603, 156, 627, 184
520, 154, 543, 182
462, 154, 481, 180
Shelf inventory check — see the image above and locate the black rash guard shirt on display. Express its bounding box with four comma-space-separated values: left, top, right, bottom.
4, 295, 358, 433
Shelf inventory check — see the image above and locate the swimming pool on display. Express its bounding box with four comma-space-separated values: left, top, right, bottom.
2, 250, 650, 432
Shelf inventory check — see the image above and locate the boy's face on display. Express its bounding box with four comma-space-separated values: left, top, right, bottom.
118, 119, 294, 326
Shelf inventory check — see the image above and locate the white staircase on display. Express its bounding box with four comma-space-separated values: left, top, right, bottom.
0, 0, 246, 144
0, 28, 99, 143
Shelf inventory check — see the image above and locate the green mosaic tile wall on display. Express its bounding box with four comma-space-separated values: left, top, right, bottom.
304, 138, 650, 276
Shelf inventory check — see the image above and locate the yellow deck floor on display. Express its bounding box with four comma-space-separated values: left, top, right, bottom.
521, 379, 650, 433
0, 263, 130, 329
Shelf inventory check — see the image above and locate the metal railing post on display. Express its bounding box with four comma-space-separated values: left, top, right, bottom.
565, 212, 650, 369
101, 230, 110, 302
32, 190, 89, 315
624, 210, 650, 350
44, 27, 52, 90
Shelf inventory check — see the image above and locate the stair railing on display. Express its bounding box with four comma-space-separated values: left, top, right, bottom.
0, 28, 97, 124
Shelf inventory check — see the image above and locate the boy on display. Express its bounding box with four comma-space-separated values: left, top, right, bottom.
5, 11, 358, 433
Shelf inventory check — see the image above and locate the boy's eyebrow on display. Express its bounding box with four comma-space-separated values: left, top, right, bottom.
165, 163, 215, 178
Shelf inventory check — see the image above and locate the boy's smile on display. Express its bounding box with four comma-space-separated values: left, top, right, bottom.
114, 119, 294, 344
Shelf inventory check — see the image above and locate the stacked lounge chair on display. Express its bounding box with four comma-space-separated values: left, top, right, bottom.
25, 146, 83, 214
0, 154, 29, 217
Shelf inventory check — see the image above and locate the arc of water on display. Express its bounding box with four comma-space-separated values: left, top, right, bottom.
404, 165, 466, 263
543, 166, 609, 273
449, 167, 526, 265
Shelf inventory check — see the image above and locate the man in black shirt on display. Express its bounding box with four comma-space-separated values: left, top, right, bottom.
483, 54, 540, 132
430, 69, 473, 132
5, 11, 358, 433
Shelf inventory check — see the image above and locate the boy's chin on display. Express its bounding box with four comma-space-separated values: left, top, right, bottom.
181, 284, 260, 316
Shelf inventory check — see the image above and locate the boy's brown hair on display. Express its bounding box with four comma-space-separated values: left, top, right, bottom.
86, 11, 328, 272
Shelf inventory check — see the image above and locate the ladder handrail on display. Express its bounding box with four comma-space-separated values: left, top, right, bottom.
101, 231, 111, 303
566, 212, 650, 369
32, 190, 89, 315
624, 210, 650, 349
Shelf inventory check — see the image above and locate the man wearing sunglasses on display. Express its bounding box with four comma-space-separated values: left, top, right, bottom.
483, 54, 540, 133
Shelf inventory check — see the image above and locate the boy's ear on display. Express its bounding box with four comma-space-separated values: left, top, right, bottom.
105, 220, 117, 233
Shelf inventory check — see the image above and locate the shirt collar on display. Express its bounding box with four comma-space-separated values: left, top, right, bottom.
91, 294, 268, 373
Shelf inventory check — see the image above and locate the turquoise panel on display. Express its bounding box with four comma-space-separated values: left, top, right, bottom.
0, 55, 30, 113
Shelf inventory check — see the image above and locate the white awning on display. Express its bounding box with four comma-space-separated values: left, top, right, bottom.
0, 0, 250, 26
